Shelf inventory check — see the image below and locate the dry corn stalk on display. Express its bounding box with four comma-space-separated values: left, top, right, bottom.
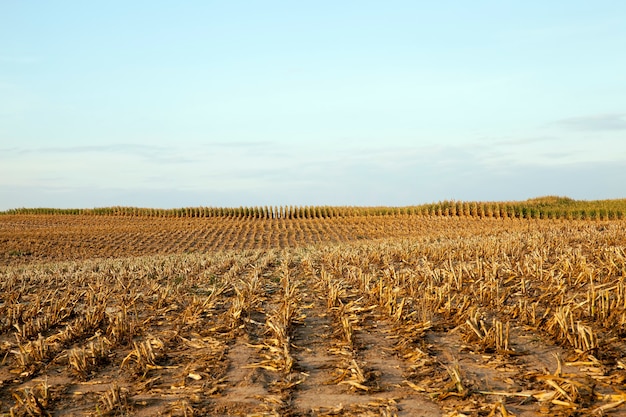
437, 363, 467, 400
493, 319, 510, 352
337, 359, 369, 391
97, 383, 129, 416
106, 305, 136, 345
68, 336, 111, 379
120, 337, 164, 377
12, 334, 52, 371
11, 379, 51, 417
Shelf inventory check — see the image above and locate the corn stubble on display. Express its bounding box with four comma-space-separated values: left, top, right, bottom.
1, 217, 626, 415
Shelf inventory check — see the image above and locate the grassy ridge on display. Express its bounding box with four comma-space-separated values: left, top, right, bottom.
2, 196, 625, 220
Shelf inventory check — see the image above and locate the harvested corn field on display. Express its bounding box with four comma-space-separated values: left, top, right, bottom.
0, 214, 540, 266
1, 214, 626, 416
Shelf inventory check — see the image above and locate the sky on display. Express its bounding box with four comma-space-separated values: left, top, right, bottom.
1, 1, 625, 210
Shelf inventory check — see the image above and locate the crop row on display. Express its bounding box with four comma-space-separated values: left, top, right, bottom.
3, 197, 626, 220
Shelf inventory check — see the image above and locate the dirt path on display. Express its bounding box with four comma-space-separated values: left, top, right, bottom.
290, 290, 341, 413
356, 319, 443, 416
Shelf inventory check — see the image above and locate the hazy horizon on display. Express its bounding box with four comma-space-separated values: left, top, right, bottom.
2, 193, 626, 212
2, 2, 625, 210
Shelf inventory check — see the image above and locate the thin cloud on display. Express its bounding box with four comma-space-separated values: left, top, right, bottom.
555, 113, 626, 131
492, 136, 558, 146
2, 144, 199, 164
543, 151, 576, 160
0, 55, 41, 64
200, 141, 275, 149
40, 144, 168, 154
5, 144, 168, 155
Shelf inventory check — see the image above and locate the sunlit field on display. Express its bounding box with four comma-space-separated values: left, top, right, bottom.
1, 200, 626, 416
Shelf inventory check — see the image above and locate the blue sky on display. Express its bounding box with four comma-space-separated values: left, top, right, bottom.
1, 2, 625, 209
